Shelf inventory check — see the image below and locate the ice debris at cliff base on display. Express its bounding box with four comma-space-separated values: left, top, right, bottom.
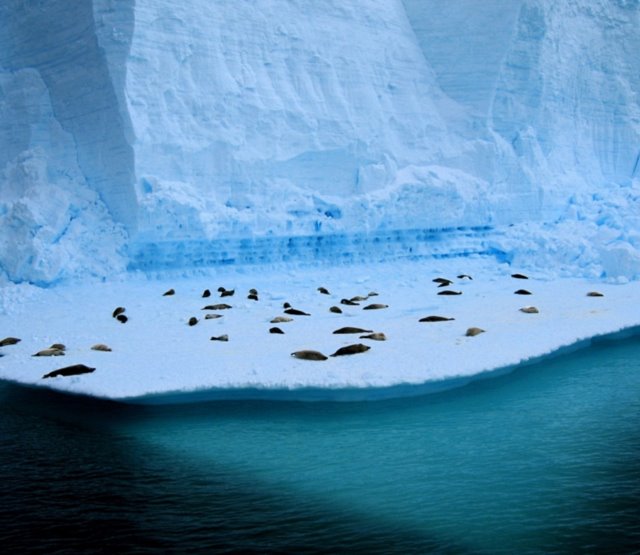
0, 257, 639, 403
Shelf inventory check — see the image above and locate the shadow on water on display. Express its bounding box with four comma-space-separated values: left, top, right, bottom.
1, 333, 640, 554
0, 383, 470, 554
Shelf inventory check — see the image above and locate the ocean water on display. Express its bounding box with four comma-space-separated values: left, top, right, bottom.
1, 335, 639, 554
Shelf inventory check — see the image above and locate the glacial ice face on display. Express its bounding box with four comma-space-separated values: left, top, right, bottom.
1, 0, 639, 283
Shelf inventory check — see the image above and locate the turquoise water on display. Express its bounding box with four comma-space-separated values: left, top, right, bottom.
1, 334, 639, 553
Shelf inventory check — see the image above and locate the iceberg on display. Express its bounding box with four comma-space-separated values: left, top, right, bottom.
0, 1, 639, 401
1, 0, 638, 283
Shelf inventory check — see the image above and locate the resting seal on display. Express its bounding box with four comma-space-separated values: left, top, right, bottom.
43, 364, 95, 379
0, 337, 21, 347
419, 315, 454, 322
291, 350, 328, 361
465, 327, 485, 337
333, 326, 373, 334
33, 348, 65, 357
331, 343, 371, 357
360, 332, 386, 341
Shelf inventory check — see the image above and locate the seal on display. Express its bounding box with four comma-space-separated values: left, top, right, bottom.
360, 332, 386, 341
433, 278, 453, 286
210, 334, 229, 342
511, 273, 528, 279
188, 317, 199, 326
520, 306, 539, 314
514, 289, 532, 295
340, 298, 359, 306
205, 313, 223, 320
33, 348, 65, 357
587, 291, 604, 297
350, 295, 368, 302
0, 337, 21, 347
218, 287, 235, 297
419, 315, 454, 322
163, 288, 175, 296
49, 343, 66, 351
202, 289, 211, 298
202, 304, 232, 310
291, 350, 328, 361
363, 303, 388, 310
269, 327, 285, 334
317, 287, 330, 295
457, 274, 473, 280
271, 316, 293, 323
329, 306, 343, 314
112, 307, 125, 318
283, 302, 310, 315
465, 327, 485, 337
248, 288, 259, 301
116, 314, 128, 323
333, 326, 373, 334
91, 344, 112, 352
330, 343, 370, 357
438, 290, 462, 296
43, 364, 95, 379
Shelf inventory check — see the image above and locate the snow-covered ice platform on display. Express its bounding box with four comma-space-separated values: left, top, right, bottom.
1, 257, 639, 404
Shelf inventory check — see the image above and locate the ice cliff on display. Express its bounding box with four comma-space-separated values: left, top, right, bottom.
1, 0, 639, 284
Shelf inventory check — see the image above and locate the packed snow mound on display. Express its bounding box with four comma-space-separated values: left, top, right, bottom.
1, 0, 639, 283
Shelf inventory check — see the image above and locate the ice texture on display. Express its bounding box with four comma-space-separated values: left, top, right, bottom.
1, 1, 639, 284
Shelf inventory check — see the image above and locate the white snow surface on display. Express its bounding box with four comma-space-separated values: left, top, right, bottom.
1, 257, 638, 403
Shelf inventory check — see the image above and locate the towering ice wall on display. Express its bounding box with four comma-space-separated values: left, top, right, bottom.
1, 0, 639, 283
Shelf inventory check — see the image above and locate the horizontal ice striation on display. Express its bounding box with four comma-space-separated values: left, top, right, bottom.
127, 226, 499, 271
1, 0, 640, 283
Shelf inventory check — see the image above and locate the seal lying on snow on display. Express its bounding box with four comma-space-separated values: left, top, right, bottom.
331, 343, 370, 357
333, 326, 373, 334
43, 364, 95, 379
291, 350, 328, 361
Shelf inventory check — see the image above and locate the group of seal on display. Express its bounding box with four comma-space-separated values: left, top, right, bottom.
0, 270, 612, 383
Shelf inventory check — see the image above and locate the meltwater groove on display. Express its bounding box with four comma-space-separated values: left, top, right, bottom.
1, 335, 639, 553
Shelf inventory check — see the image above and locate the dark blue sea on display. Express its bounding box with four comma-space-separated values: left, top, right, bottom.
1, 334, 639, 554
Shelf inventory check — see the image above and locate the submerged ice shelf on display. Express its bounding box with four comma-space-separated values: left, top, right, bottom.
1, 257, 639, 404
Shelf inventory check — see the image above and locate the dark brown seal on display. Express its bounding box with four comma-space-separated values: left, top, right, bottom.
112, 307, 125, 318
163, 288, 175, 296
438, 290, 462, 296
291, 350, 328, 361
43, 364, 95, 379
0, 337, 21, 347
514, 289, 532, 295
419, 315, 455, 322
330, 343, 371, 357
333, 326, 373, 334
